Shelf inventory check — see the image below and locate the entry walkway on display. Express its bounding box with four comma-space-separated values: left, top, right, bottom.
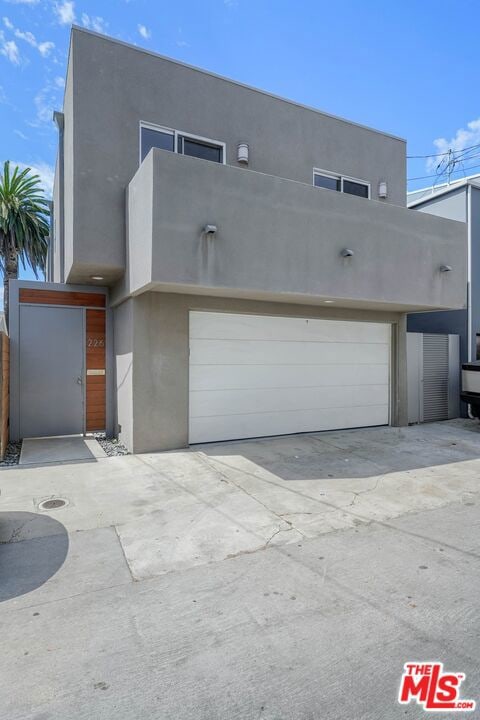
19, 435, 106, 465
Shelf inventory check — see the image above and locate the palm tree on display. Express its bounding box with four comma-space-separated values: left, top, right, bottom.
0, 161, 50, 327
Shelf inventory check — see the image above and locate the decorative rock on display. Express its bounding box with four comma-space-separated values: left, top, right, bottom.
93, 433, 129, 457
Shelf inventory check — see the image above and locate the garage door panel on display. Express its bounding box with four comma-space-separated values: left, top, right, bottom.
190, 363, 390, 392
190, 384, 389, 418
190, 339, 389, 367
189, 312, 390, 444
190, 405, 389, 445
190, 312, 390, 344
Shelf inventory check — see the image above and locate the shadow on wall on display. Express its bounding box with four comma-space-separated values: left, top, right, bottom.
0, 512, 69, 602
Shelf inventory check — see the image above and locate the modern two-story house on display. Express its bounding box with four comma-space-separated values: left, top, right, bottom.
8, 27, 467, 453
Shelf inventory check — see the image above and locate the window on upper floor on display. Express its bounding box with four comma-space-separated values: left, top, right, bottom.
140, 126, 175, 161
178, 135, 223, 163
140, 123, 225, 164
314, 170, 370, 199
314, 172, 341, 192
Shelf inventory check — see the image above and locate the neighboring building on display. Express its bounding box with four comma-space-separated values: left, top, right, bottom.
407, 176, 478, 364
9, 27, 468, 452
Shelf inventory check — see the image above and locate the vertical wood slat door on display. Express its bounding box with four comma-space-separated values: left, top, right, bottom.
86, 309, 106, 431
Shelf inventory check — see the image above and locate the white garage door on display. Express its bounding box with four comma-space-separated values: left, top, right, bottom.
189, 312, 390, 444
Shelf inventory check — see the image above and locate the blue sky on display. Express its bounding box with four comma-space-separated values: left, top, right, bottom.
1, 0, 480, 283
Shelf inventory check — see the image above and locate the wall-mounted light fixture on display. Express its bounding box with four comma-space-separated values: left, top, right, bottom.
341, 248, 354, 258
237, 143, 249, 164
378, 180, 388, 199
91, 275, 104, 281
439, 264, 452, 272
203, 224, 217, 235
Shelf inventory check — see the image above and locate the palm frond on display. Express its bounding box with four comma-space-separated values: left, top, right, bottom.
0, 160, 50, 278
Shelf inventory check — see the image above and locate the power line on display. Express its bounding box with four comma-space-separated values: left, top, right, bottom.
407, 160, 480, 183
407, 142, 480, 160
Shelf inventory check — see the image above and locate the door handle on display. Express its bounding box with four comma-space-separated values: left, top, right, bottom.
77, 376, 83, 385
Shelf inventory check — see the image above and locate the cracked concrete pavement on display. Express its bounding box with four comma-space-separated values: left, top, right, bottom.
1, 419, 480, 718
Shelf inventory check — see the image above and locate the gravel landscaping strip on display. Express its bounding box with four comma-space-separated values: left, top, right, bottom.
0, 442, 22, 467
94, 433, 129, 456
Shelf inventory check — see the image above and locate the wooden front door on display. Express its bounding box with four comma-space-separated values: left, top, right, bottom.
86, 309, 106, 432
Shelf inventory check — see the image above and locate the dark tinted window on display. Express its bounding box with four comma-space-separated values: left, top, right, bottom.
343, 179, 369, 198
141, 127, 174, 161
179, 136, 223, 163
314, 174, 340, 191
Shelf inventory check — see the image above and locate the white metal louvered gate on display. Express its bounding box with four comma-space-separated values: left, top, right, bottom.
423, 334, 449, 422
407, 333, 460, 424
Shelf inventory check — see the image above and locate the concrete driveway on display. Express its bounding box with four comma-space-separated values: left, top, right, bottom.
1, 419, 480, 718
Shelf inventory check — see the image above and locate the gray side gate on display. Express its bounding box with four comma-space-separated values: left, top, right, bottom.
407, 332, 460, 424
18, 305, 85, 438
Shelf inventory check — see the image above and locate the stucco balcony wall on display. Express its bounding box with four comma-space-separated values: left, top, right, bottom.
125, 149, 467, 311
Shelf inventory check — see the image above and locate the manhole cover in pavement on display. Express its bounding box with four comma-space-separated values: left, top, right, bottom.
38, 498, 68, 511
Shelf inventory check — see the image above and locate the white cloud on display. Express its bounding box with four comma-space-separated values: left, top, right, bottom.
13, 161, 54, 197
54, 1, 75, 26
38, 40, 54, 56
137, 24, 151, 39
224, 0, 238, 7
1, 38, 20, 64
81, 13, 107, 33
54, 75, 65, 88
14, 28, 37, 46
4, 0, 39, 4
3, 18, 55, 57
427, 118, 480, 172
14, 129, 28, 139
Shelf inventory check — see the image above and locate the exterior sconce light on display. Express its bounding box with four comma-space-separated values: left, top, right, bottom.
203, 224, 217, 235
439, 264, 452, 272
237, 143, 249, 164
341, 248, 354, 258
378, 180, 388, 199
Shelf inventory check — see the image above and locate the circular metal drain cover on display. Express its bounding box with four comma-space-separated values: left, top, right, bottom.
38, 498, 68, 511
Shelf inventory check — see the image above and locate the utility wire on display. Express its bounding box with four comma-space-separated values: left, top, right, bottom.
407, 142, 480, 159
407, 161, 480, 182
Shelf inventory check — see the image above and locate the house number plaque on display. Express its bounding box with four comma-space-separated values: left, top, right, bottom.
87, 337, 105, 348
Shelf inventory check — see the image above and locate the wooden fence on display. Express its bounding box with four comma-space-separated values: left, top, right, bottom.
0, 332, 9, 459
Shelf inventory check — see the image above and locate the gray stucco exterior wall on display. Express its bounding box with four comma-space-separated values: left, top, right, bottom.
121, 149, 467, 311
62, 27, 406, 285
115, 291, 408, 453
